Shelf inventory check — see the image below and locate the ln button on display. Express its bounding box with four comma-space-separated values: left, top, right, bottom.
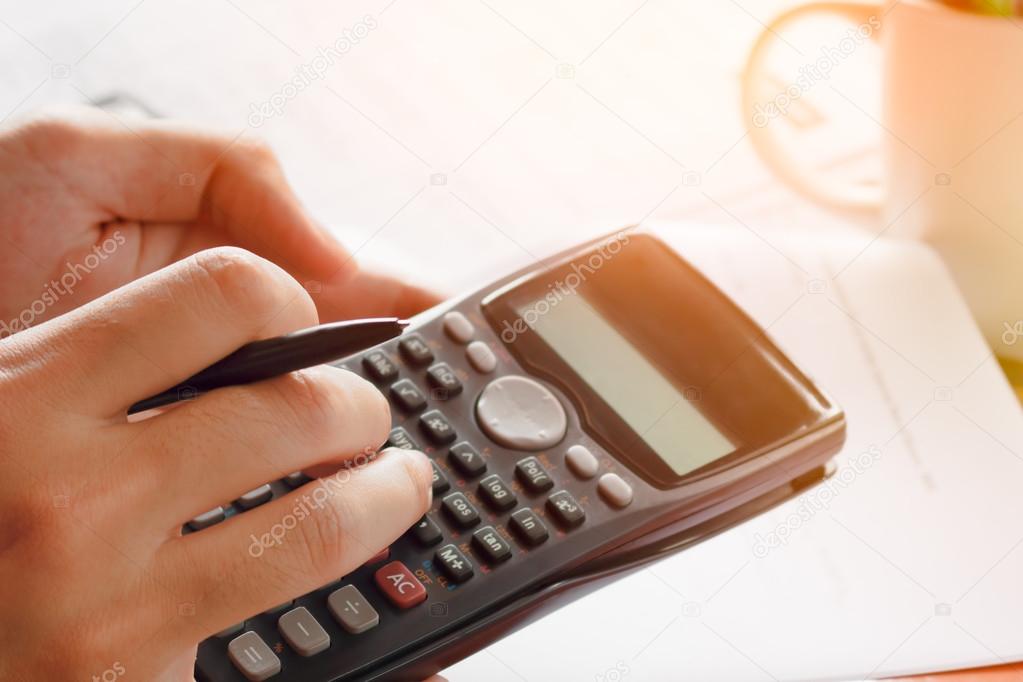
509, 508, 548, 547
374, 560, 427, 609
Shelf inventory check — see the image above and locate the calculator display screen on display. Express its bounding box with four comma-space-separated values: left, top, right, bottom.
482, 233, 837, 487
517, 293, 735, 476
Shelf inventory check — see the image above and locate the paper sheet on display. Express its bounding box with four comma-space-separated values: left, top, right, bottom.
442, 222, 1023, 682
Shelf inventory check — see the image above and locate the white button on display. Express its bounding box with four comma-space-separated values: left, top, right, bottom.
443, 311, 475, 344
476, 375, 567, 450
565, 444, 599, 479
466, 341, 497, 373
597, 473, 633, 508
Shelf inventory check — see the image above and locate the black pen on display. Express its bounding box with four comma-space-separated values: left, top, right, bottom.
128, 317, 408, 415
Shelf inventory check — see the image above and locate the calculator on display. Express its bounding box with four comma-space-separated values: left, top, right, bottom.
194, 229, 846, 681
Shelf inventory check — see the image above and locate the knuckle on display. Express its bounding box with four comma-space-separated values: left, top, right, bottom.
15, 113, 86, 147
272, 370, 343, 444
186, 247, 289, 322
230, 138, 280, 169
283, 368, 390, 450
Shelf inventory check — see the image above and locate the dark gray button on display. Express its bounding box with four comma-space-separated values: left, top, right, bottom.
547, 490, 586, 529
420, 410, 457, 445
435, 543, 474, 583
598, 473, 634, 508
509, 508, 548, 547
412, 515, 443, 547
442, 492, 480, 529
228, 631, 281, 681
398, 333, 434, 366
430, 460, 450, 495
328, 584, 380, 634
278, 606, 330, 656
476, 375, 567, 450
478, 474, 517, 511
386, 426, 420, 451
515, 456, 553, 494
426, 362, 463, 400
188, 506, 225, 531
284, 471, 310, 488
443, 311, 475, 343
565, 444, 599, 479
473, 525, 512, 564
363, 350, 398, 382
390, 379, 427, 413
449, 441, 486, 477
466, 341, 497, 373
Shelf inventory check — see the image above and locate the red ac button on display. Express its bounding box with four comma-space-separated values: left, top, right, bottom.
374, 560, 427, 609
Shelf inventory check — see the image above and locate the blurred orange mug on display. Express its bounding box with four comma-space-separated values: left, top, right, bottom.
742, 0, 1023, 360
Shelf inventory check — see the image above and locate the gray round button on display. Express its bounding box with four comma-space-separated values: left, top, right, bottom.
475, 375, 567, 451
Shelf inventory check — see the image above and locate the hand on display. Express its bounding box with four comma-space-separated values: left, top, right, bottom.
0, 108, 437, 337
0, 249, 433, 680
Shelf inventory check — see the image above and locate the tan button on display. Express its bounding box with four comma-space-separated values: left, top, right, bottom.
565, 444, 599, 479
597, 473, 633, 508
466, 341, 497, 373
443, 311, 475, 344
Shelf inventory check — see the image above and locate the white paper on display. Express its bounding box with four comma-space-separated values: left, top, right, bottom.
443, 222, 1023, 682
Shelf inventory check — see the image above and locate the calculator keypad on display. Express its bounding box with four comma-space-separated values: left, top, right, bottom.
204, 307, 641, 682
